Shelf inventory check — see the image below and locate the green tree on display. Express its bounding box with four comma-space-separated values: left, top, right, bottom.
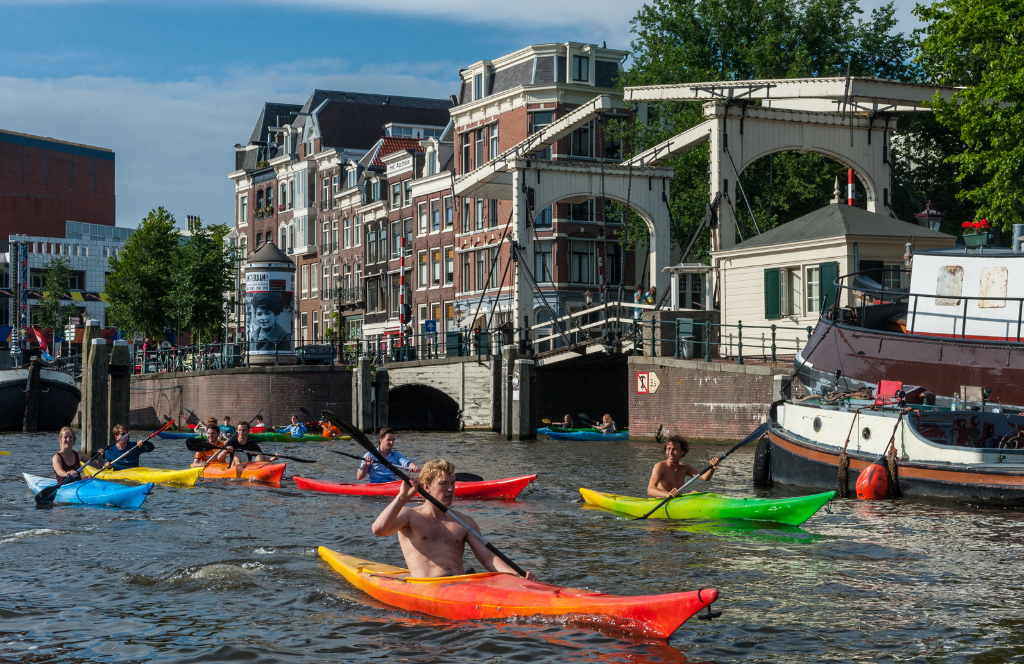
916, 0, 1024, 228
35, 256, 80, 334
616, 0, 919, 260
105, 207, 179, 341
169, 217, 234, 344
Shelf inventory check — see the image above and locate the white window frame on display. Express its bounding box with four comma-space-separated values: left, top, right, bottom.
418, 250, 428, 289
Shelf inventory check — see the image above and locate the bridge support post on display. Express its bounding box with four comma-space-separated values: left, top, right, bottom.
501, 349, 517, 437
352, 357, 373, 432
84, 338, 109, 455
511, 358, 536, 440
375, 367, 389, 431
108, 340, 131, 444
491, 355, 502, 432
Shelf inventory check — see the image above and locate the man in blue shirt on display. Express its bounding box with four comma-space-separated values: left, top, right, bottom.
357, 428, 420, 483
279, 414, 307, 437
219, 415, 237, 436
102, 424, 154, 470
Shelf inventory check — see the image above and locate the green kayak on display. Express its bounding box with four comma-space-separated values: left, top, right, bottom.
579, 488, 834, 525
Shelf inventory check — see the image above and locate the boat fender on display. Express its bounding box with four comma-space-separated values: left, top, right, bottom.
856, 462, 889, 500
752, 436, 772, 488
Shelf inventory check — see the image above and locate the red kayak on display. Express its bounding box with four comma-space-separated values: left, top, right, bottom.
293, 474, 537, 500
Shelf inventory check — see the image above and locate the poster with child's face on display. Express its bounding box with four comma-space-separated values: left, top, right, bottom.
245, 270, 294, 354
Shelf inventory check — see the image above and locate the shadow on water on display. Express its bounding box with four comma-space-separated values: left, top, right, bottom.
2, 429, 1024, 661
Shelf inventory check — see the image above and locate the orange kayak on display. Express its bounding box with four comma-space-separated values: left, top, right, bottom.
200, 461, 286, 483
318, 547, 718, 638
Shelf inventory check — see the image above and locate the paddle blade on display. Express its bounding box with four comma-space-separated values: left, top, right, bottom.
185, 440, 217, 453
321, 411, 377, 456
455, 473, 484, 482
34, 483, 61, 505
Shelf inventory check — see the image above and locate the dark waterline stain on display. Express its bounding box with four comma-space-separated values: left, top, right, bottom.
1, 430, 1022, 662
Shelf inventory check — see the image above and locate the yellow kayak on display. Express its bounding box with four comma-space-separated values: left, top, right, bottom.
82, 465, 203, 486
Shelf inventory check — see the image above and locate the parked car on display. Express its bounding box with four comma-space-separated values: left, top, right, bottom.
295, 344, 334, 365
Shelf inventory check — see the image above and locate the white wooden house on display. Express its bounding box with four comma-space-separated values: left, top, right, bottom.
711, 204, 953, 357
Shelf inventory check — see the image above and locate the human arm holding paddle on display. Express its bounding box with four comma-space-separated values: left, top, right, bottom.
357, 429, 419, 481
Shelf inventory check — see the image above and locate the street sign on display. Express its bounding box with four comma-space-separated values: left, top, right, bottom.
69, 317, 81, 325
424, 319, 437, 333
648, 371, 661, 394
636, 372, 649, 394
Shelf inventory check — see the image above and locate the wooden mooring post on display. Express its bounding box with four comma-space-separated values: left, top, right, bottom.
108, 339, 131, 444
23, 355, 43, 432
83, 338, 108, 454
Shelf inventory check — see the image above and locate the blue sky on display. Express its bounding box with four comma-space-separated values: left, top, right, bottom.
0, 0, 921, 230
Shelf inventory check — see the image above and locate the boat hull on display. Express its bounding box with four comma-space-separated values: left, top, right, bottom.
200, 461, 286, 483
0, 368, 81, 431
294, 474, 537, 500
82, 465, 203, 486
545, 431, 629, 441
23, 474, 152, 508
318, 547, 718, 638
768, 425, 1024, 507
579, 488, 834, 525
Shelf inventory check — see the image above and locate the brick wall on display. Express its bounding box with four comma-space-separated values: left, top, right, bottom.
627, 356, 804, 442
130, 365, 353, 428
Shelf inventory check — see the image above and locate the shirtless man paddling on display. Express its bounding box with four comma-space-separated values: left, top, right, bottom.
647, 436, 720, 498
371, 459, 535, 580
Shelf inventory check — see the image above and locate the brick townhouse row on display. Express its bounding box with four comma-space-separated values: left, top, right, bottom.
228, 41, 644, 352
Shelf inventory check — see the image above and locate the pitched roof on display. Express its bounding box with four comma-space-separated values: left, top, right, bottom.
247, 239, 293, 265
726, 204, 952, 251
365, 137, 424, 168
248, 102, 303, 146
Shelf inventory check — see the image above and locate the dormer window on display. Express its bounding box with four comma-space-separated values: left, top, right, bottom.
474, 73, 483, 101
372, 180, 380, 201
573, 55, 589, 82
428, 151, 437, 176
348, 167, 358, 188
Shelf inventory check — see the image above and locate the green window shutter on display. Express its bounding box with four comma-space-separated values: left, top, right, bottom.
764, 268, 781, 320
819, 261, 839, 312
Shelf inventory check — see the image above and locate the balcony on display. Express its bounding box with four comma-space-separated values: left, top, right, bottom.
255, 206, 275, 220
337, 287, 364, 306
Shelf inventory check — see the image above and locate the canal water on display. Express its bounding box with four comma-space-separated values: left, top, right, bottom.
2, 430, 1022, 663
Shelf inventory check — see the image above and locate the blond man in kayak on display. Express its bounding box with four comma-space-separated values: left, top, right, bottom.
371, 459, 535, 580
647, 436, 719, 498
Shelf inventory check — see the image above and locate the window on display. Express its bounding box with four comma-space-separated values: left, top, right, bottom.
403, 181, 412, 207
882, 266, 901, 291
535, 241, 552, 282
444, 247, 454, 284
332, 174, 339, 196
355, 262, 362, 289
431, 249, 441, 286
489, 123, 499, 158
239, 195, 248, 225
301, 265, 309, 299
569, 122, 592, 157
605, 242, 621, 285
572, 55, 589, 82
354, 215, 362, 246
322, 178, 330, 211
372, 180, 380, 201
322, 222, 329, 251
936, 266, 964, 306
418, 304, 427, 330
311, 263, 319, 298
462, 252, 472, 291
280, 183, 287, 210
391, 183, 402, 209
445, 303, 455, 332
322, 266, 330, 300
289, 180, 295, 209
489, 248, 499, 288
391, 221, 402, 258
475, 199, 484, 231
462, 134, 472, 173
256, 232, 262, 246
428, 151, 437, 176
570, 241, 594, 284
347, 167, 358, 188
418, 251, 428, 288
342, 218, 351, 248
377, 228, 387, 262
462, 198, 471, 233
980, 266, 1007, 308
474, 129, 483, 168
444, 197, 453, 229
535, 205, 552, 227
403, 218, 413, 254
474, 73, 483, 100
475, 250, 486, 291
431, 303, 441, 329
343, 264, 352, 290
331, 219, 338, 252
531, 112, 552, 160
568, 200, 593, 221
418, 203, 428, 234
301, 312, 308, 342
805, 267, 820, 314
366, 228, 377, 263
313, 311, 319, 340
488, 199, 498, 228
781, 268, 799, 316
332, 265, 339, 299
431, 199, 440, 232
367, 277, 378, 311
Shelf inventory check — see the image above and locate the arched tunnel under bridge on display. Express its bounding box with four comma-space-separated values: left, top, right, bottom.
387, 383, 462, 431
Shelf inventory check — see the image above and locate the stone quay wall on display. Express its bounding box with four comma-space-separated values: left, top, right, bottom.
627, 356, 804, 442
130, 365, 353, 429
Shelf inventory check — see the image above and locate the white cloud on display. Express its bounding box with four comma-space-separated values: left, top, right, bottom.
0, 62, 457, 229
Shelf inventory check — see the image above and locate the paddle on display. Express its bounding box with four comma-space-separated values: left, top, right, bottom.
94, 420, 175, 476
322, 410, 527, 577
326, 450, 484, 482
0, 451, 10, 455
185, 439, 316, 463
634, 423, 770, 521
36, 448, 106, 505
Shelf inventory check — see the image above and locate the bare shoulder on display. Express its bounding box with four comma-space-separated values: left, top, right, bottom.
447, 508, 476, 530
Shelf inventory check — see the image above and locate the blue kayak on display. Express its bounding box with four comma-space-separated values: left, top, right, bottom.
23, 474, 153, 508
545, 431, 630, 441
157, 431, 201, 440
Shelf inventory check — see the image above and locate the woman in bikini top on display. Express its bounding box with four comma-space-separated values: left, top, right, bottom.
52, 426, 89, 481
